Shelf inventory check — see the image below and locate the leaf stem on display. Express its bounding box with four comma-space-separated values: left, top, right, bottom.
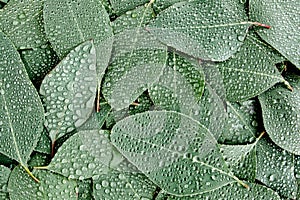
96, 81, 101, 112
22, 165, 40, 183
252, 22, 271, 29
232, 175, 249, 190
283, 80, 293, 91
34, 166, 49, 170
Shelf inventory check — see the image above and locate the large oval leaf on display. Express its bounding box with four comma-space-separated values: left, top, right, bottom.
147, 0, 250, 61
40, 40, 97, 143
111, 111, 248, 196
0, 32, 44, 167
258, 74, 300, 155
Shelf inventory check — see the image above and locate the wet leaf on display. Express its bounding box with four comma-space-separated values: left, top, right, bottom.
40, 130, 112, 180
147, 0, 250, 61
0, 32, 44, 169
111, 110, 248, 196
0, 0, 47, 49
256, 137, 298, 199
250, 0, 300, 68
8, 166, 77, 200
0, 165, 10, 198
258, 74, 300, 155
93, 171, 157, 200
77, 179, 93, 200
35, 129, 51, 155
153, 0, 185, 13
110, 0, 149, 15
218, 33, 286, 102
40, 40, 97, 143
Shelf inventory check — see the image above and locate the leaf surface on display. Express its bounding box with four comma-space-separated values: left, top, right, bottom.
258, 74, 300, 155
147, 0, 250, 61
0, 32, 44, 166
110, 0, 149, 15
0, 165, 10, 198
250, 0, 300, 68
40, 40, 97, 142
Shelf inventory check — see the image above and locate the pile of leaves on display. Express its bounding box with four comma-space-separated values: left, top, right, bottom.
0, 0, 299, 199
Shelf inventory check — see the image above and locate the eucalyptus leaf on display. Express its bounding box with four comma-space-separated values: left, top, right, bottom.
147, 0, 251, 61
77, 179, 93, 200
0, 0, 47, 49
110, 0, 149, 15
0, 31, 44, 176
111, 110, 248, 196
258, 74, 300, 155
35, 129, 51, 155
250, 0, 300, 68
153, 0, 185, 13
40, 40, 97, 143
0, 165, 10, 198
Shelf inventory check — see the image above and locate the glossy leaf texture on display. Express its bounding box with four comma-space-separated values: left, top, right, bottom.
102, 29, 167, 110
111, 110, 247, 196
250, 0, 300, 68
0, 32, 44, 165
40, 130, 112, 180
147, 0, 250, 61
256, 138, 298, 199
110, 0, 149, 15
40, 40, 97, 143
156, 182, 281, 200
258, 74, 300, 155
43, 0, 113, 77
0, 0, 47, 49
0, 165, 10, 199
93, 171, 157, 200
8, 166, 77, 200
217, 33, 286, 102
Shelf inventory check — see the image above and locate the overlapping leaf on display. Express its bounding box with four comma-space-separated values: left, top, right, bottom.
110, 0, 149, 15
0, 165, 10, 199
40, 40, 97, 143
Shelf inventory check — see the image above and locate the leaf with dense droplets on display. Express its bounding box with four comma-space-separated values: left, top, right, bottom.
110, 0, 149, 15
112, 5, 154, 34
153, 0, 185, 13
0, 0, 47, 49
40, 130, 112, 180
0, 165, 10, 198
35, 129, 51, 155
110, 110, 249, 196
250, 0, 300, 68
156, 182, 281, 199
218, 100, 259, 145
0, 32, 44, 167
77, 179, 93, 200
102, 29, 167, 110
217, 33, 286, 102
93, 171, 157, 200
40, 40, 97, 143
147, 0, 251, 61
43, 0, 113, 78
8, 166, 77, 200
20, 43, 59, 85
256, 137, 297, 199
28, 152, 50, 169
258, 74, 300, 155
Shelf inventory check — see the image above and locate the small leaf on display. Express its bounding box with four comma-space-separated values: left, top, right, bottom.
258, 74, 300, 155
110, 0, 149, 15
0, 31, 44, 175
0, 0, 47, 49
28, 152, 50, 169
256, 137, 298, 199
0, 165, 10, 198
153, 0, 185, 13
250, 0, 300, 68
35, 129, 51, 155
40, 130, 112, 180
40, 40, 97, 143
217, 33, 286, 101
77, 179, 93, 200
147, 0, 251, 61
93, 171, 157, 200
111, 111, 248, 196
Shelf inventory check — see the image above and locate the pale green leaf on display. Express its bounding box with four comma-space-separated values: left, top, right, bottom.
0, 0, 47, 49
153, 0, 185, 13
258, 74, 300, 155
250, 0, 300, 68
0, 32, 44, 166
147, 0, 250, 61
218, 33, 286, 102
110, 0, 149, 15
40, 40, 97, 143
111, 111, 247, 196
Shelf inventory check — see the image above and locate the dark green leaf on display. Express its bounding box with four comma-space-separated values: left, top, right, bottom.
77, 179, 93, 200
0, 165, 10, 198
35, 129, 51, 155
110, 0, 149, 15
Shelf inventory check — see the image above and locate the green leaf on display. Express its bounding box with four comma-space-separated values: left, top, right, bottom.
93, 171, 157, 200
218, 33, 286, 102
35, 129, 51, 155
0, 165, 10, 198
28, 152, 50, 169
43, 0, 113, 78
39, 130, 112, 180
77, 179, 93, 200
0, 31, 44, 175
153, 0, 184, 13
250, 0, 300, 68
147, 0, 251, 61
20, 43, 59, 85
258, 74, 300, 155
296, 156, 300, 199
256, 137, 297, 199
218, 100, 259, 145
8, 166, 77, 200
102, 29, 167, 110
40, 40, 97, 143
111, 110, 250, 196
156, 182, 281, 199
0, 0, 47, 49
110, 0, 149, 15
